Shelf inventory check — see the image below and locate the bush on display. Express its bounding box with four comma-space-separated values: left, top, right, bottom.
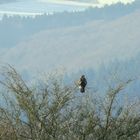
0, 66, 140, 140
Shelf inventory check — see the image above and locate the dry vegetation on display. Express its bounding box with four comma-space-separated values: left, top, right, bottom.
0, 66, 140, 140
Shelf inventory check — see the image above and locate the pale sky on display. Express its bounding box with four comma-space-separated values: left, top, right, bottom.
40, 0, 135, 6
97, 0, 135, 5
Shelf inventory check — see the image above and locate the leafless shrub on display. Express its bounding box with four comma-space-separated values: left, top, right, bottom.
0, 65, 139, 140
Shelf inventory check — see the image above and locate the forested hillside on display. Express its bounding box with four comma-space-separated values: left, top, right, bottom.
0, 1, 140, 94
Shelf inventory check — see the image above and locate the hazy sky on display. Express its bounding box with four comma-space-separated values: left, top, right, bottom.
0, 0, 17, 4
97, 0, 135, 4
0, 0, 134, 5
40, 0, 135, 6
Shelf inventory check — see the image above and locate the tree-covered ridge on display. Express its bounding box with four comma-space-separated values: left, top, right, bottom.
0, 0, 139, 48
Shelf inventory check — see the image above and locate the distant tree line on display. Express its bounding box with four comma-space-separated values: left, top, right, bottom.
0, 0, 139, 48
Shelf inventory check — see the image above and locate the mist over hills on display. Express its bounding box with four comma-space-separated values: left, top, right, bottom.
0, 1, 140, 88
2, 10, 140, 73
0, 0, 139, 48
0, 0, 17, 4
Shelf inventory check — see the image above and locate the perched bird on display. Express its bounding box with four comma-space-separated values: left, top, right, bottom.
78, 75, 87, 93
